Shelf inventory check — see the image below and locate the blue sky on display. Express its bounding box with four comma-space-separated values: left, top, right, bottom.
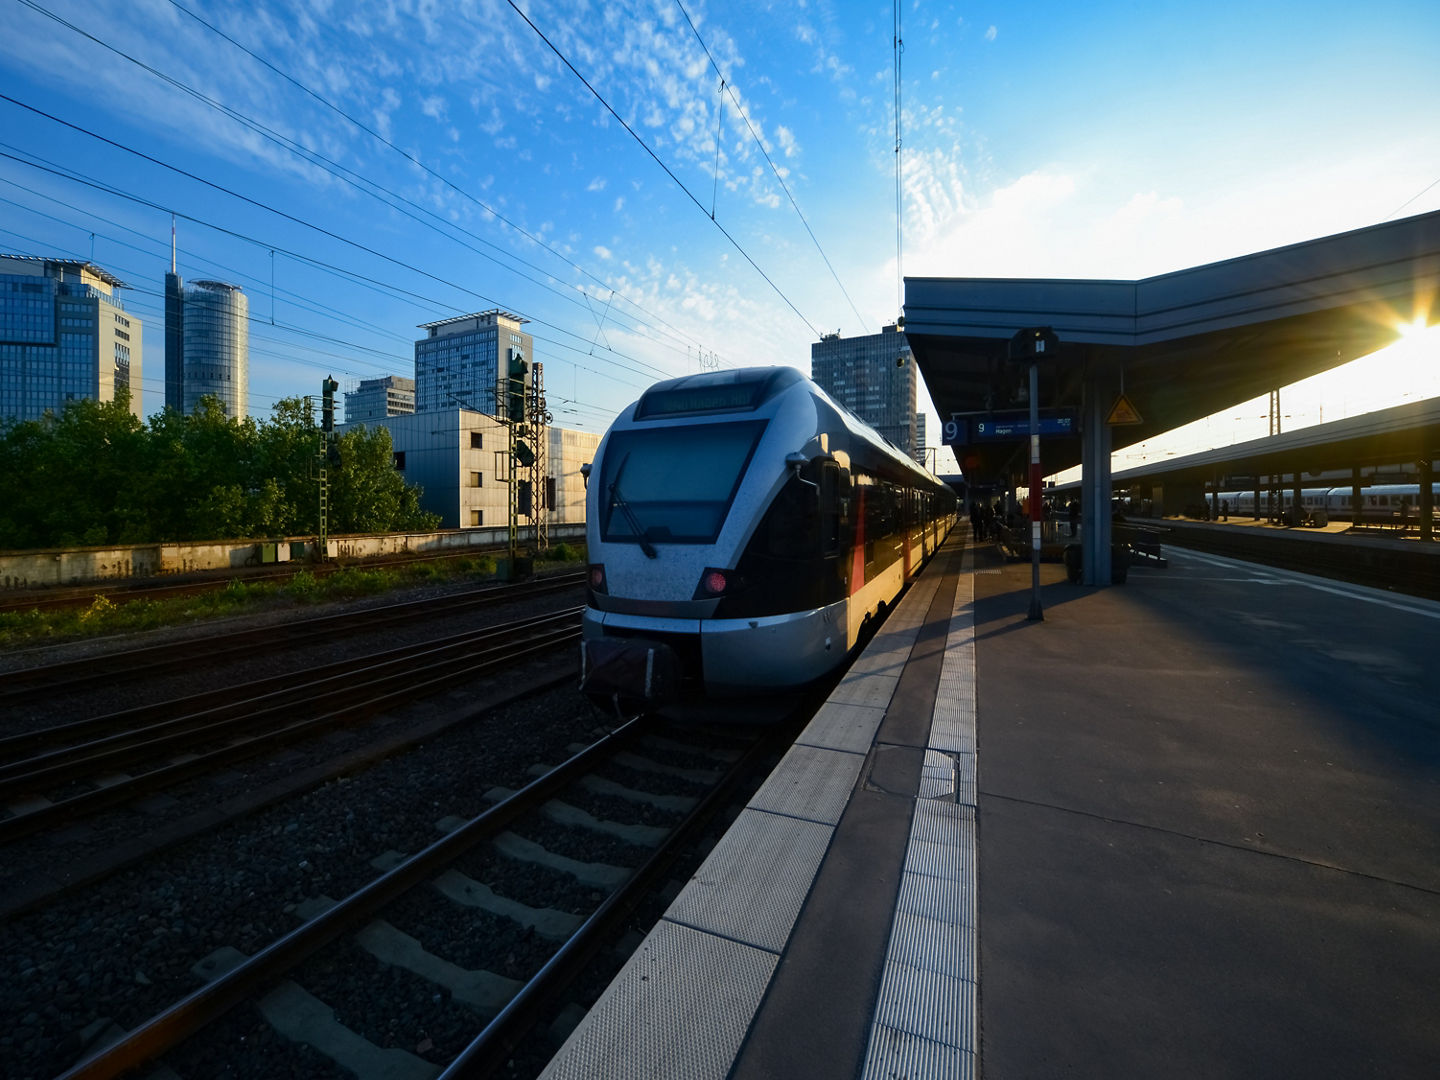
2, 0, 1437, 465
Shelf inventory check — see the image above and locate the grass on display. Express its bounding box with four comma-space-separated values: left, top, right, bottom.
0, 544, 586, 651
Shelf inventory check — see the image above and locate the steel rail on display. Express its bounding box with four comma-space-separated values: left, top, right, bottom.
0, 571, 584, 700
52, 715, 651, 1080
0, 606, 584, 776
439, 725, 783, 1078
0, 620, 582, 844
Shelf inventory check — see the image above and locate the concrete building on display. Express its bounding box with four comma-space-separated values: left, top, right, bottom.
0, 254, 142, 423
344, 375, 415, 424
415, 310, 532, 416
810, 322, 918, 457
179, 280, 249, 418
340, 408, 599, 530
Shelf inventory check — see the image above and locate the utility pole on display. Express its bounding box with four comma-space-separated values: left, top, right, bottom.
317, 376, 338, 560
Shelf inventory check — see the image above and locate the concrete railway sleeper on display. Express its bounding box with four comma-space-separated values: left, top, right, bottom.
51, 716, 778, 1080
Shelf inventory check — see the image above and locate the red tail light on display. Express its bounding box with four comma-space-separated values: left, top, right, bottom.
694, 567, 738, 599
588, 564, 607, 593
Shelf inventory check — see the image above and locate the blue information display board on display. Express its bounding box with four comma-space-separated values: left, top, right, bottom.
943, 410, 1076, 446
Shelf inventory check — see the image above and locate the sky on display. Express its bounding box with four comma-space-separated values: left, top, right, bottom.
2, 0, 1437, 473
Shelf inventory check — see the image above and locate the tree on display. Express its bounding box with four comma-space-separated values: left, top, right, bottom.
329, 424, 439, 534
0, 393, 438, 549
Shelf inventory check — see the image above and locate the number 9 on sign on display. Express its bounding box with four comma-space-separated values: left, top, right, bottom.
943, 419, 966, 446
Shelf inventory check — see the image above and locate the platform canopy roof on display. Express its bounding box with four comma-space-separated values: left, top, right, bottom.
903, 209, 1440, 480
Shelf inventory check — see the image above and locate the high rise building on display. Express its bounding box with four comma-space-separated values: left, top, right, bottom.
0, 254, 142, 423
414, 310, 532, 416
180, 280, 249, 418
164, 223, 184, 414
810, 323, 918, 456
344, 375, 416, 424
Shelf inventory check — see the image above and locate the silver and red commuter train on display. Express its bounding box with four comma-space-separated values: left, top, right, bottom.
579, 366, 956, 703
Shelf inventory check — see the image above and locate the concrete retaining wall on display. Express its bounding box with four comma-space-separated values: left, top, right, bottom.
0, 523, 585, 592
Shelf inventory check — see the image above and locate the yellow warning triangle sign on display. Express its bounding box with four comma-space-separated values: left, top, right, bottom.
1106, 393, 1143, 426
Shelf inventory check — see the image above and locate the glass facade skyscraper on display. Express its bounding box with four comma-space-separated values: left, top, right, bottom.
181, 280, 249, 418
811, 323, 918, 457
0, 255, 142, 423
415, 310, 531, 417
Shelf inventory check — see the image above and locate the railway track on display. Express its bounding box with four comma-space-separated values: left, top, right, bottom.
43, 713, 790, 1080
0, 608, 584, 848
0, 571, 586, 704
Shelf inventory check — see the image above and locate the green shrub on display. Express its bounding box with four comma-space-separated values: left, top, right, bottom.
543, 542, 583, 563
287, 570, 320, 600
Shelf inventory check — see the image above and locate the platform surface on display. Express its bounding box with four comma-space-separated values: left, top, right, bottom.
541, 530, 1440, 1079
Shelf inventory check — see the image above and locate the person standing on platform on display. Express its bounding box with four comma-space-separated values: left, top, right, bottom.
1067, 498, 1080, 538
969, 501, 984, 541
1221, 499, 1229, 521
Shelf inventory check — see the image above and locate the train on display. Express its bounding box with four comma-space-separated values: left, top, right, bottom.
578, 365, 957, 707
1213, 484, 1439, 526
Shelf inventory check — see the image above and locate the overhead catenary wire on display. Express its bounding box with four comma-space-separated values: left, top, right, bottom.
150, 0, 712, 363
0, 179, 419, 346
0, 154, 660, 397
0, 130, 677, 390
673, 0, 870, 334
10, 0, 694, 376
503, 0, 822, 340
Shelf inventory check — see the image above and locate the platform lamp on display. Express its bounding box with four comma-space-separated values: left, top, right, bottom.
1008, 327, 1060, 621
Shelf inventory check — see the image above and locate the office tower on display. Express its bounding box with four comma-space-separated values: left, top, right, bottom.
164, 222, 184, 413
344, 375, 416, 424
414, 310, 532, 416
0, 254, 143, 423
810, 322, 918, 456
181, 280, 249, 418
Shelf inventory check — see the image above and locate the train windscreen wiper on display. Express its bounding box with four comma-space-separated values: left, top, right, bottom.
609, 454, 658, 558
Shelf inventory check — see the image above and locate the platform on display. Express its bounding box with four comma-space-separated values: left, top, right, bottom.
540, 529, 1440, 1079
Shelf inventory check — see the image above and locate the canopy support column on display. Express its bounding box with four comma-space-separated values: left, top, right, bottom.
1082, 375, 1113, 586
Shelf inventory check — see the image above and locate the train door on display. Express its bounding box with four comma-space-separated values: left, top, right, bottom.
819, 460, 842, 556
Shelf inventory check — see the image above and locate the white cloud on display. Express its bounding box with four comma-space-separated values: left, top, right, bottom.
985, 26, 998, 42
594, 245, 613, 260
587, 177, 608, 192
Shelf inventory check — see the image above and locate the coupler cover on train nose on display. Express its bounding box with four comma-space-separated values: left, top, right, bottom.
580, 637, 682, 712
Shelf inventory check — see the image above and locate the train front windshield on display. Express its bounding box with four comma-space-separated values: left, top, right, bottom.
599, 420, 767, 544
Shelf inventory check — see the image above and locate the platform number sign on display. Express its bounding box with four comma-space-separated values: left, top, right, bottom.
942, 418, 967, 447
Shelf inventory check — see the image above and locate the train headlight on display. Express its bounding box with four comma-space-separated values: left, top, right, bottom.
588, 564, 607, 594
